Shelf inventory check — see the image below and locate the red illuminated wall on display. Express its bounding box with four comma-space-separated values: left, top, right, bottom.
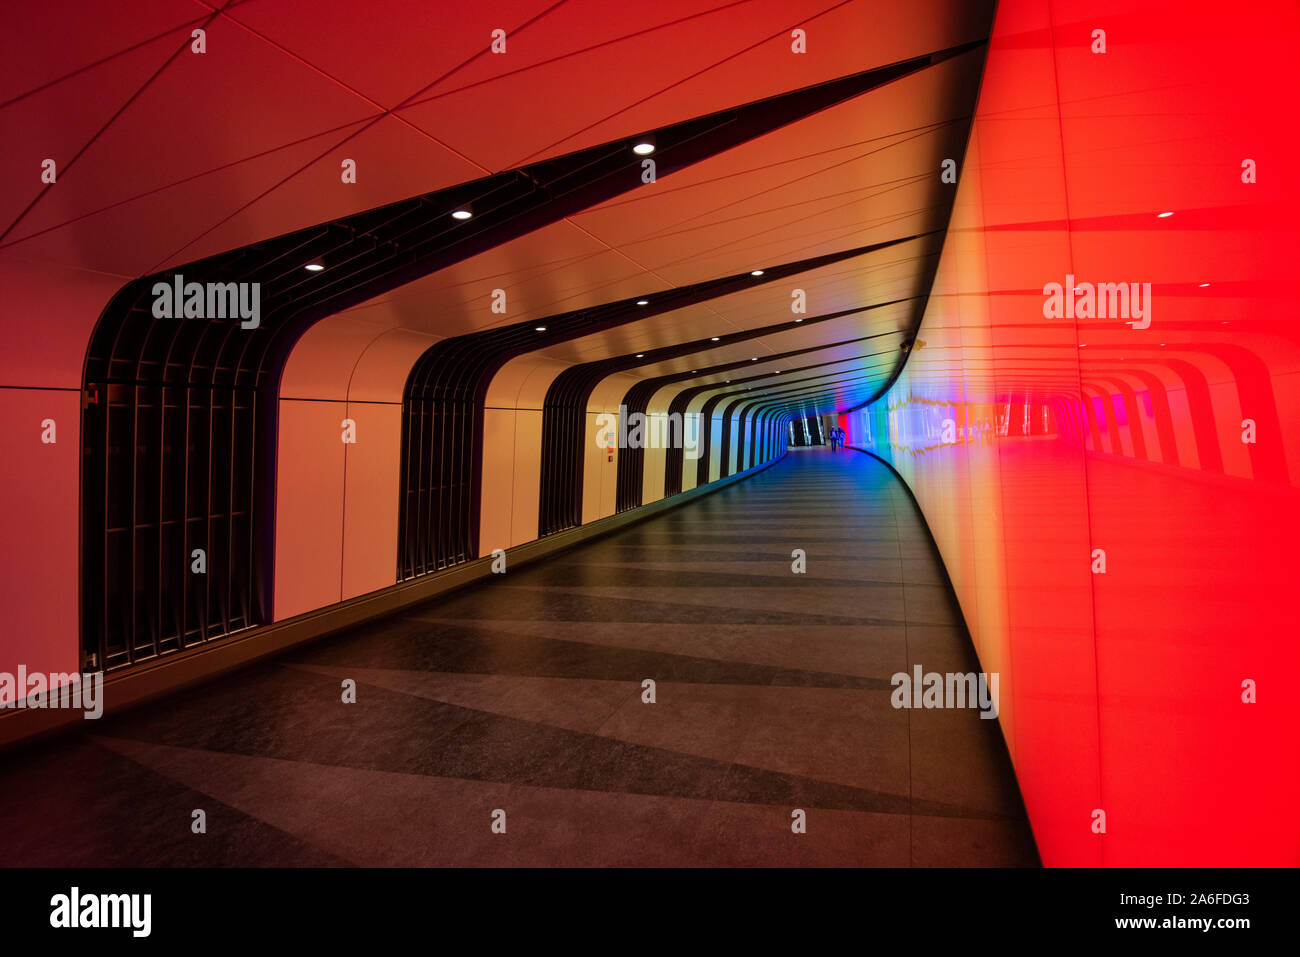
845, 0, 1300, 865
0, 261, 125, 706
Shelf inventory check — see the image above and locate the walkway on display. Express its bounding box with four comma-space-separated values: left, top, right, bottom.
0, 447, 1037, 866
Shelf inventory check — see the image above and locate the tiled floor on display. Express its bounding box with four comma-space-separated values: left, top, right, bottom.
0, 447, 1038, 866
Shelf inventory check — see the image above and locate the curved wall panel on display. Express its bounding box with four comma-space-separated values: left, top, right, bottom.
273, 316, 433, 621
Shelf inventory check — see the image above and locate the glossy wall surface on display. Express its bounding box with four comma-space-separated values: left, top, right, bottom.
845, 0, 1300, 865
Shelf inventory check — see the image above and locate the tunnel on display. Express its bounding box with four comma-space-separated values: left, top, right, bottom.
0, 0, 1297, 887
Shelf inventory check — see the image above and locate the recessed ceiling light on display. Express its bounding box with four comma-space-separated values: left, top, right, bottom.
636, 299, 649, 306
636, 353, 644, 358
305, 262, 324, 272
534, 326, 547, 332
451, 209, 472, 220
750, 270, 765, 276
1198, 282, 1210, 287
1157, 211, 1174, 218
794, 318, 803, 323
1079, 343, 1087, 348
711, 336, 720, 341
632, 136, 655, 156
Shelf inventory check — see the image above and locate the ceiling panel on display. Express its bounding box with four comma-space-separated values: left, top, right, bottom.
517, 250, 922, 367
228, 0, 557, 107
568, 54, 979, 283
503, 0, 991, 165
330, 56, 973, 353
0, 0, 990, 420
395, 0, 839, 171
9, 17, 380, 244
0, 0, 199, 104
155, 114, 486, 268
424, 0, 755, 98
337, 220, 671, 334
9, 122, 369, 276
0, 30, 187, 237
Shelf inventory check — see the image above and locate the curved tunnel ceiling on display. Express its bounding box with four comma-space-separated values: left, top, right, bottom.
2, 1, 995, 421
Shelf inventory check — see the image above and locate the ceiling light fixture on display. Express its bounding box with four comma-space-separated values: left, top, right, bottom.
534, 326, 547, 332
750, 269, 765, 276
711, 336, 720, 341
305, 262, 325, 272
632, 135, 655, 156
636, 299, 649, 306
451, 208, 472, 220
1157, 211, 1174, 218
1198, 282, 1210, 287
636, 353, 644, 358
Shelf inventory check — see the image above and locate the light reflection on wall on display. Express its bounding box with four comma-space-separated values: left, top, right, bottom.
872, 395, 1058, 456
845, 0, 1300, 866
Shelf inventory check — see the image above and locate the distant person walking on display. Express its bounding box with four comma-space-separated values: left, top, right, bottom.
828, 425, 844, 452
